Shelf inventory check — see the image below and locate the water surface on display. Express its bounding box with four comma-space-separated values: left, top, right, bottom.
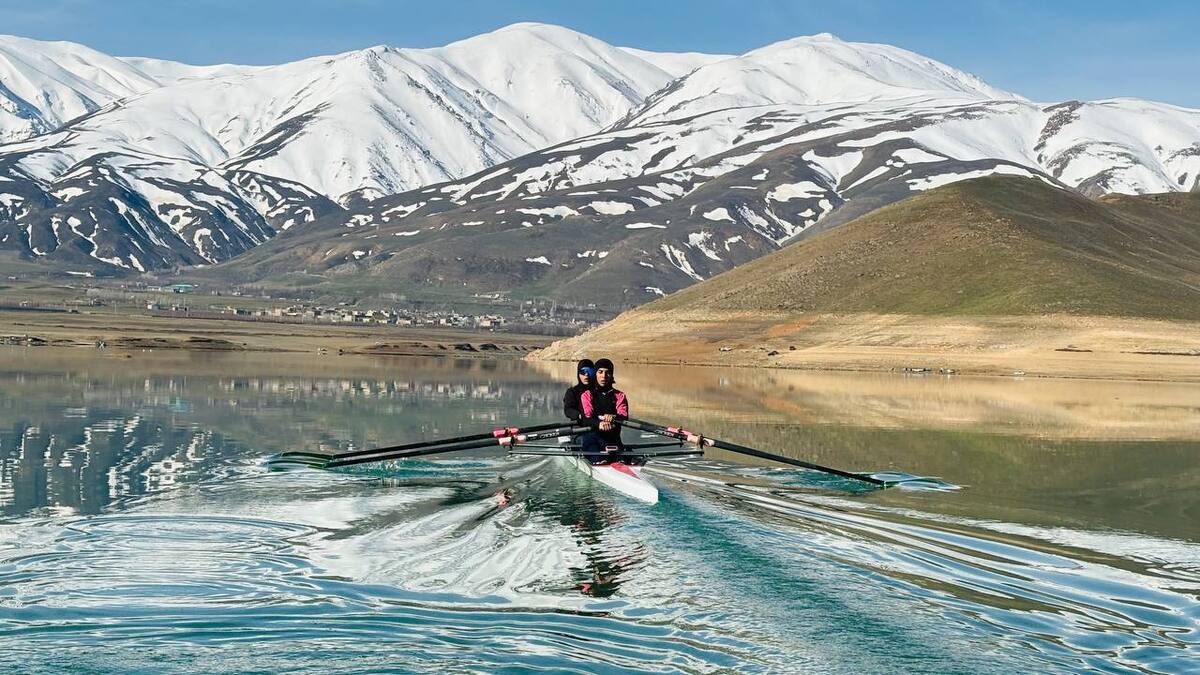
1, 348, 1197, 673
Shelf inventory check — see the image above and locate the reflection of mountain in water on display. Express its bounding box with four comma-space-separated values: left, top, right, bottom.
0, 357, 563, 517
0, 414, 237, 515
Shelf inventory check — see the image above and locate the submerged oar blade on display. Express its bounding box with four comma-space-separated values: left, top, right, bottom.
266, 452, 333, 470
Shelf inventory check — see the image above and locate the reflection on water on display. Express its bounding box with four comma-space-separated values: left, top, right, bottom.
1, 347, 1198, 673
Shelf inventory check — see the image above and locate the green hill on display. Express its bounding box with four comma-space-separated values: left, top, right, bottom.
649, 176, 1200, 319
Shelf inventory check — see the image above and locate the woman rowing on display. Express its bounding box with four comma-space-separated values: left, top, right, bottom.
579, 358, 628, 463
563, 358, 595, 422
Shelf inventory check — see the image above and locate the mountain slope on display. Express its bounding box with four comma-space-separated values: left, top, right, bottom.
218, 92, 1199, 308
5, 23, 681, 200
617, 47, 731, 77
0, 24, 689, 271
618, 33, 1020, 128
0, 35, 260, 144
533, 175, 1200, 367
0, 34, 160, 143
643, 176, 1200, 317
549, 172, 1200, 331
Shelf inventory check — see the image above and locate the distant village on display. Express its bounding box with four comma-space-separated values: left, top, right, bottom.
1, 275, 612, 335
127, 283, 604, 335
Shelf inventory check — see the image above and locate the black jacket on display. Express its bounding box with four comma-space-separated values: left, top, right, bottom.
563, 382, 591, 421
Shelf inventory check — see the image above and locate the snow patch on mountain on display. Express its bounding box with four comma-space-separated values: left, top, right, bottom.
767, 182, 826, 202
588, 200, 636, 215
703, 208, 734, 222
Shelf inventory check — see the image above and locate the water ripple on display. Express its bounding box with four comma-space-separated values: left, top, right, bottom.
648, 464, 1200, 673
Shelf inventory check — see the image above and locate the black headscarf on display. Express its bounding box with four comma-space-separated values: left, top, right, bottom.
594, 357, 615, 384
576, 358, 595, 380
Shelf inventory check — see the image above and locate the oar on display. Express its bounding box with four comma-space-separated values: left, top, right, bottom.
509, 448, 704, 459
623, 418, 887, 487
273, 421, 571, 465
325, 426, 587, 469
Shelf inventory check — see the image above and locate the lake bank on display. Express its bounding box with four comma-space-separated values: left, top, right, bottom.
531, 311, 1200, 383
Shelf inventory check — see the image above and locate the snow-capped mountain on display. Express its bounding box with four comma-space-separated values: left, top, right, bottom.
616, 47, 731, 77
225, 36, 1198, 307
0, 24, 699, 272
1, 34, 160, 143
0, 34, 257, 144
7, 23, 688, 199
1, 24, 1197, 298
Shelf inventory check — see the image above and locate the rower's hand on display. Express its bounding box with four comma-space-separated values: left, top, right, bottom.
599, 420, 613, 431
601, 414, 615, 423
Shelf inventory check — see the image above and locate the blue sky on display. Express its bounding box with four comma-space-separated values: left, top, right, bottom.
3, 0, 1197, 106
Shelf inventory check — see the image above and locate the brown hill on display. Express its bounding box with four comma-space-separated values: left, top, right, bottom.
534, 176, 1200, 379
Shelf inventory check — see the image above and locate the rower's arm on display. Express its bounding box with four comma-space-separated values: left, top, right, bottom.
580, 390, 602, 429
614, 391, 629, 420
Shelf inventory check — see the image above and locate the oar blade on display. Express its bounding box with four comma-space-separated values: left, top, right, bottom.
266, 452, 333, 470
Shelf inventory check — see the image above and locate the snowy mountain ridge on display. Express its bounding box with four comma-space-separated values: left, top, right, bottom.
0, 23, 1197, 296
0, 34, 259, 144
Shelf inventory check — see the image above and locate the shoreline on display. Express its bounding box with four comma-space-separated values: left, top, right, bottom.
10, 307, 1200, 384
0, 308, 553, 358
530, 311, 1200, 383
530, 354, 1200, 384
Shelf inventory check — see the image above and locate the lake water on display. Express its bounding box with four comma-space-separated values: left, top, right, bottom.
1, 347, 1198, 673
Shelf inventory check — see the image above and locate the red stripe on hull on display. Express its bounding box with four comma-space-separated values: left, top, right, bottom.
608, 462, 637, 477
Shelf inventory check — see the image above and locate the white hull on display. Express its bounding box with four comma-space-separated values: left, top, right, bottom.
563, 456, 659, 504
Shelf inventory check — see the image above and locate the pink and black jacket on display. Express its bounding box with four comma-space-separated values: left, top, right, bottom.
580, 386, 629, 446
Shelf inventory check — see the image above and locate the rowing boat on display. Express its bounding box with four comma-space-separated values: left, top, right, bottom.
268, 417, 890, 499
563, 455, 659, 504
551, 434, 660, 504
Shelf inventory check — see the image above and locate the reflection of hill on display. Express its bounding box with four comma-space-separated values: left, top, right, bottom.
531, 359, 1200, 540
533, 360, 1200, 441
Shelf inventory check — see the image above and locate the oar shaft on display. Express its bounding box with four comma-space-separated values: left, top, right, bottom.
326, 439, 488, 468
709, 438, 883, 485
624, 418, 884, 486
319, 421, 569, 462
326, 426, 585, 468
508, 448, 702, 458
276, 421, 570, 464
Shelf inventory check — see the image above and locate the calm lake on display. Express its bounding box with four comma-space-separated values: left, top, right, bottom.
1, 347, 1197, 673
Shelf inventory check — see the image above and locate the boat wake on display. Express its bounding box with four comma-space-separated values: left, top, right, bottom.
2, 451, 1197, 673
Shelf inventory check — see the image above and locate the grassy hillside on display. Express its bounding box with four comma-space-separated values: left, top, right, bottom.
649, 176, 1200, 319
533, 176, 1200, 378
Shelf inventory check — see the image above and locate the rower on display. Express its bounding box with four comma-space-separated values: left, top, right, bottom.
563, 358, 595, 422
579, 358, 629, 464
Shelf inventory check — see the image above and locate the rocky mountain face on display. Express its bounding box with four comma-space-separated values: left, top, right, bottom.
1, 26, 1197, 303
